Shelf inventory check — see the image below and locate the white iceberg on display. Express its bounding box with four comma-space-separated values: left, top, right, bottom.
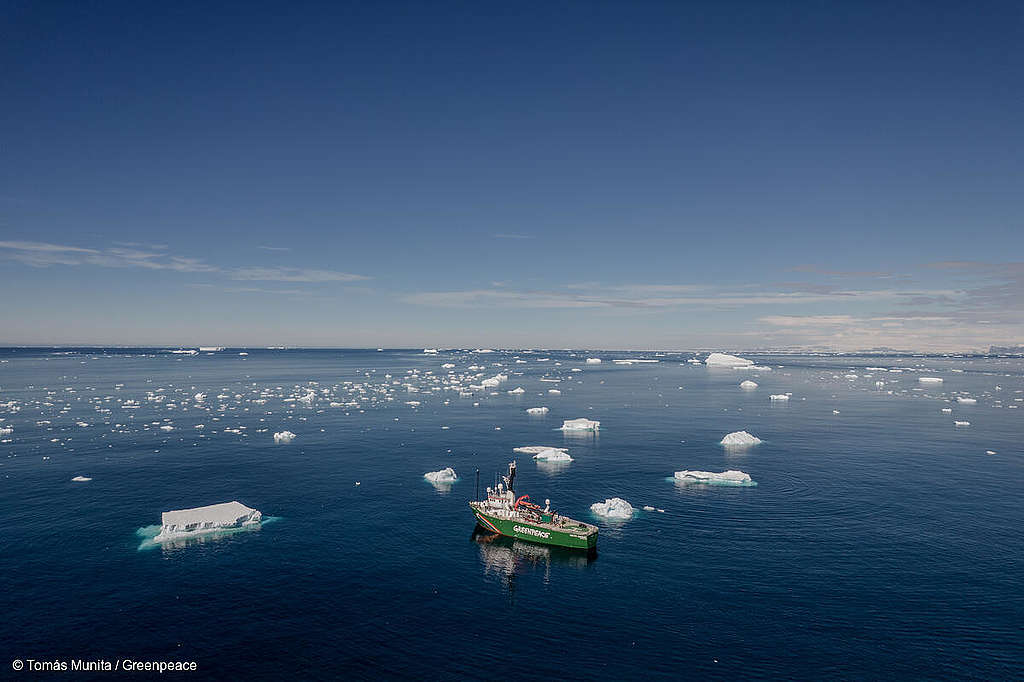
590, 497, 634, 519
720, 431, 762, 447
954, 421, 970, 427
273, 430, 297, 443
154, 501, 263, 542
956, 397, 977, 405
424, 467, 458, 483
532, 448, 573, 462
739, 380, 758, 390
507, 387, 525, 394
585, 358, 602, 364
513, 446, 568, 454
674, 470, 756, 486
526, 407, 549, 415
769, 394, 790, 401
705, 353, 753, 368
561, 418, 600, 431
71, 475, 92, 482
919, 377, 943, 384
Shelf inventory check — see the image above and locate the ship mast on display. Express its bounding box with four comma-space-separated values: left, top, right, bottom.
503, 460, 517, 497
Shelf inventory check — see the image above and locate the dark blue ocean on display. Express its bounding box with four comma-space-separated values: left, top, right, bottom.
2, 348, 1022, 679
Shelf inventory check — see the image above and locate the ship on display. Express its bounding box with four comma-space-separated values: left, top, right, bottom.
469, 461, 598, 551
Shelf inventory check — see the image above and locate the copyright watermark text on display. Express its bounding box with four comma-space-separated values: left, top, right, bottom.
12, 659, 198, 673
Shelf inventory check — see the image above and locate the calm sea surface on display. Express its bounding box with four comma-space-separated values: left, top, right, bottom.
2, 348, 1022, 679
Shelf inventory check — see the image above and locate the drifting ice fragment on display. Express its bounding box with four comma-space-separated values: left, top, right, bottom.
513, 446, 569, 454
154, 501, 262, 543
720, 431, 762, 447
769, 394, 790, 401
674, 470, 756, 486
424, 467, 458, 483
590, 498, 634, 519
526, 407, 549, 415
739, 380, 758, 390
532, 448, 573, 462
561, 418, 600, 431
919, 377, 943, 384
705, 353, 753, 368
956, 397, 977, 405
941, 408, 952, 413
954, 421, 970, 427
585, 358, 602, 364
71, 476, 92, 482
273, 430, 297, 443
507, 387, 525, 394
986, 450, 996, 455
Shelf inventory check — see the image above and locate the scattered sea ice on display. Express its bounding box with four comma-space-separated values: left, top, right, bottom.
424, 467, 458, 483
674, 470, 756, 486
719, 430, 762, 447
590, 498, 634, 519
273, 430, 297, 443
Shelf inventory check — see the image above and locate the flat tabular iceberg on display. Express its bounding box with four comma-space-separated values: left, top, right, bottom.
956, 397, 977, 405
720, 431, 762, 447
424, 467, 458, 483
273, 430, 296, 443
769, 394, 790, 401
590, 497, 634, 519
674, 470, 756, 486
526, 407, 549, 415
919, 377, 943, 384
705, 353, 753, 368
585, 358, 602, 364
532, 448, 573, 462
154, 501, 262, 542
513, 446, 569, 454
71, 475, 92, 482
561, 418, 600, 431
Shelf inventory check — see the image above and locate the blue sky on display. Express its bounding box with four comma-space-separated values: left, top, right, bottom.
2, 1, 1021, 350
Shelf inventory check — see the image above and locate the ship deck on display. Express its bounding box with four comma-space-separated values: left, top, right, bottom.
470, 501, 598, 536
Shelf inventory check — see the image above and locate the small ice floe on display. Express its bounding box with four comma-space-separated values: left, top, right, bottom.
941, 408, 953, 414
273, 430, 297, 443
739, 380, 758, 390
160, 425, 174, 431
719, 430, 762, 447
769, 394, 790, 401
705, 353, 753, 368
71, 475, 92, 482
590, 498, 634, 519
957, 397, 977, 405
441, 363, 455, 369
76, 421, 90, 427
832, 410, 841, 415
532, 448, 573, 462
194, 392, 206, 402
674, 470, 756, 486
919, 377, 943, 385
585, 358, 602, 364
526, 407, 549, 415
986, 450, 996, 455
561, 418, 600, 431
513, 446, 568, 454
875, 381, 885, 388
154, 501, 263, 543
507, 387, 525, 394
0, 426, 12, 436
954, 421, 971, 427
423, 348, 439, 354
424, 467, 458, 483
642, 505, 655, 512
547, 389, 561, 395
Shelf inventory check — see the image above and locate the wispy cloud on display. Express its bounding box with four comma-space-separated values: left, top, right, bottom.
0, 240, 217, 272
230, 266, 368, 283
257, 245, 292, 252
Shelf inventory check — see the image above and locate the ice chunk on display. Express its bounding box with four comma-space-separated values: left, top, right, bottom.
513, 446, 568, 454
739, 380, 758, 390
941, 408, 952, 413
769, 394, 790, 401
954, 421, 970, 427
642, 505, 655, 511
154, 501, 262, 542
705, 353, 753, 368
423, 348, 439, 354
720, 430, 762, 447
561, 418, 600, 431
194, 392, 206, 402
919, 377, 943, 384
986, 450, 996, 455
674, 470, 756, 486
585, 358, 602, 364
956, 397, 977, 405
507, 386, 525, 394
532, 448, 573, 462
424, 467, 458, 483
273, 430, 297, 443
526, 407, 549, 415
590, 497, 634, 519
71, 475, 92, 482
547, 389, 561, 395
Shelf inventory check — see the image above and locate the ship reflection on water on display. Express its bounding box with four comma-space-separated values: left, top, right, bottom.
471, 528, 596, 597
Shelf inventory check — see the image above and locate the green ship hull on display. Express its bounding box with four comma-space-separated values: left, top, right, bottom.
469, 501, 598, 550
